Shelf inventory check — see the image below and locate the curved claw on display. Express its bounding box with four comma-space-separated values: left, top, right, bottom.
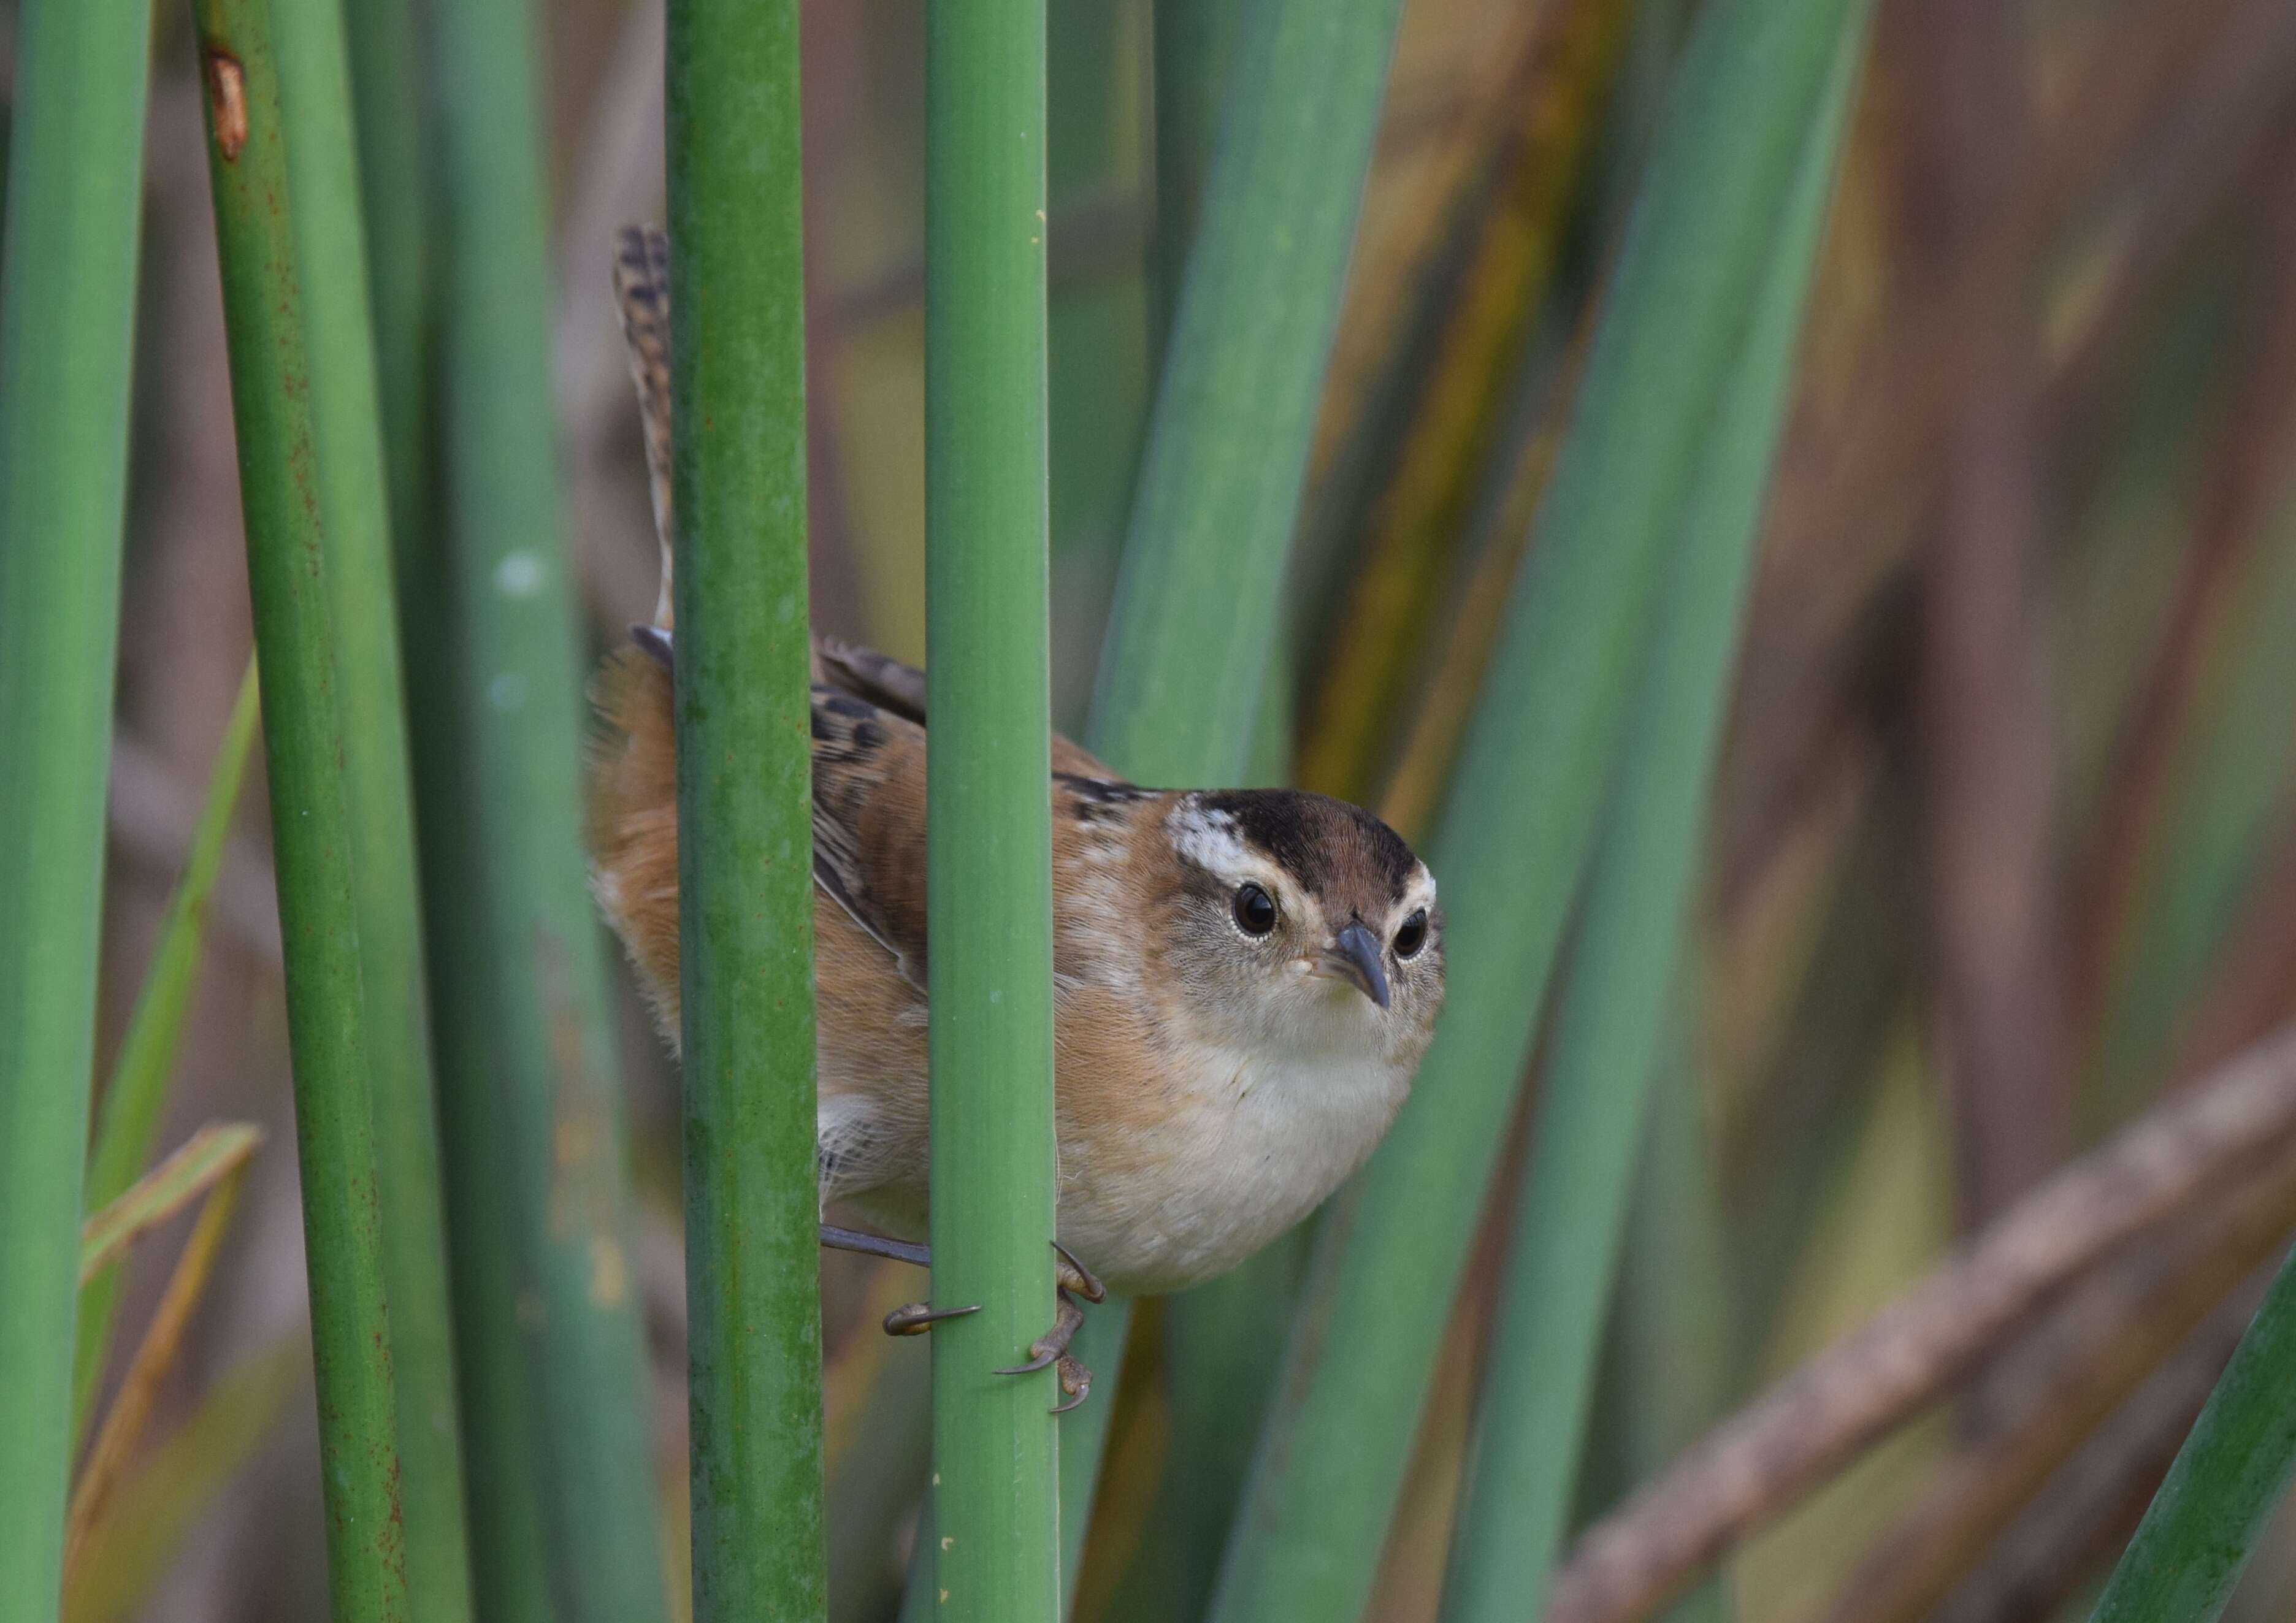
1052, 1356, 1092, 1414
870, 1237, 1109, 1409
884, 1300, 979, 1337
1052, 1240, 1108, 1304
995, 1291, 1085, 1375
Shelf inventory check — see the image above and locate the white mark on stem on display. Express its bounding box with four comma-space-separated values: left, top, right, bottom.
493, 549, 545, 597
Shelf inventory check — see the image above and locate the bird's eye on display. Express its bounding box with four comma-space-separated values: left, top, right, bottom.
1231, 882, 1277, 937
1393, 909, 1428, 959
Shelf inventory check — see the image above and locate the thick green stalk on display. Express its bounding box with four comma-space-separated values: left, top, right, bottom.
667, 0, 825, 1616
354, 0, 551, 1611
191, 0, 407, 1612
2090, 1240, 2296, 1622
1204, 1, 1870, 1619
75, 660, 262, 1437
1060, 0, 1410, 1581
1148, 0, 1238, 351
427, 0, 671, 1616
422, 813, 556, 1622
341, 0, 434, 599
923, 3, 1062, 1619
1085, 0, 1405, 778
1044, 7, 1151, 739
267, 2, 479, 1610
1439, 20, 1862, 1610
401, 597, 556, 1610
0, 0, 147, 1608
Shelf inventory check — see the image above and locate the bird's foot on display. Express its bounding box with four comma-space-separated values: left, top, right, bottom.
882, 1299, 981, 1335
994, 1244, 1106, 1414
819, 1224, 1105, 1413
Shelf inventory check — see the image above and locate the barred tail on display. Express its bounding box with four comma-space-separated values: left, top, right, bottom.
611, 224, 675, 629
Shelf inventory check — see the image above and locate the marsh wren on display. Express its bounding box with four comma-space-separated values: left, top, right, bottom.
588, 227, 1445, 1405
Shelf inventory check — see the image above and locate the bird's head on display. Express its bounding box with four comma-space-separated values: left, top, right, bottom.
1151, 789, 1444, 1067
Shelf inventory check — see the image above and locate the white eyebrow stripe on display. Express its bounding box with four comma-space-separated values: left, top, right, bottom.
1168, 800, 1250, 875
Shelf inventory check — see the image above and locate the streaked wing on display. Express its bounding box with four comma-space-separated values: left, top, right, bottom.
813, 632, 1120, 781
812, 633, 927, 724
809, 684, 931, 988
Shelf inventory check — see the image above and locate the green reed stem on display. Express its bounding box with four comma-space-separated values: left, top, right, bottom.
268, 2, 481, 1608
191, 1, 407, 1611
425, 0, 672, 1616
351, 0, 550, 1609
666, 0, 825, 1616
922, 2, 1062, 1619
0, 0, 150, 1610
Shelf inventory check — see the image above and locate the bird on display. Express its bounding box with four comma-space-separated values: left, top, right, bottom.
587, 226, 1445, 1407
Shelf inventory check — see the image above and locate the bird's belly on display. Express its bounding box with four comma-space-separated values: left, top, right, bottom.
1055, 1045, 1408, 1297
811, 970, 1409, 1297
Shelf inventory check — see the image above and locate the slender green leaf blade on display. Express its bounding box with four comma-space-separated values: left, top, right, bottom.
1206, 1, 1871, 1617
1087, 0, 1407, 784
2089, 1239, 2296, 1623
75, 658, 262, 1434
1440, 18, 1866, 1608
1147, 0, 1238, 351
340, 0, 434, 594
65, 1156, 253, 1575
0, 0, 149, 1608
78, 1123, 262, 1283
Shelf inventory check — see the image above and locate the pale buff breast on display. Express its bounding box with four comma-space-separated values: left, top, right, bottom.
816, 966, 1412, 1297
1043, 982, 1414, 1296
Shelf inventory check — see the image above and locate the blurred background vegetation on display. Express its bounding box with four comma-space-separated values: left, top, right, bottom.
28, 0, 2296, 1616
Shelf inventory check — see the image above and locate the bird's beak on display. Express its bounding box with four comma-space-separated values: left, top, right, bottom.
1319, 920, 1391, 1011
